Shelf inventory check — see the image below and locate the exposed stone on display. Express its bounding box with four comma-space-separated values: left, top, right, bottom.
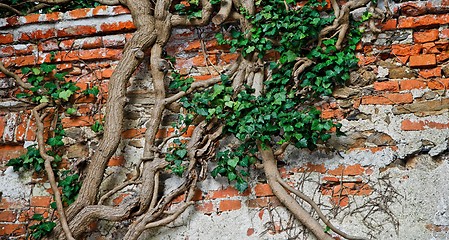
392, 98, 449, 115
349, 67, 376, 86
66, 143, 89, 159
377, 66, 389, 78
128, 139, 144, 148
366, 132, 396, 146
332, 87, 360, 99
389, 66, 417, 79
423, 91, 439, 100
442, 64, 449, 76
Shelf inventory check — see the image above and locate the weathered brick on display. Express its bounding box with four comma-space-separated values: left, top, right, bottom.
400, 79, 427, 90
413, 29, 439, 43
320, 109, 344, 119
381, 19, 397, 31
101, 21, 136, 33
0, 224, 26, 236
361, 93, 413, 105
0, 145, 26, 162
219, 200, 241, 211
398, 14, 449, 29
0, 210, 16, 222
391, 44, 422, 56
246, 196, 280, 208
330, 195, 349, 207
419, 67, 442, 78
357, 55, 376, 66
401, 119, 425, 131
254, 184, 274, 197
327, 164, 365, 176
108, 156, 125, 167
206, 186, 250, 199
67, 8, 92, 19
19, 29, 56, 41
30, 196, 52, 207
374, 81, 399, 91
0, 34, 13, 44
61, 115, 98, 128
122, 128, 146, 139
409, 54, 437, 67
428, 78, 449, 89
195, 201, 214, 214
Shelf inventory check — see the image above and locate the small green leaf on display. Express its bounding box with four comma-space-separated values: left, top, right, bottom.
227, 157, 239, 168
66, 108, 77, 115
227, 172, 237, 181
32, 68, 41, 75
58, 90, 73, 101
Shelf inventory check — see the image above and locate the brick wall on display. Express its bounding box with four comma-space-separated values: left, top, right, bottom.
1, 1, 449, 239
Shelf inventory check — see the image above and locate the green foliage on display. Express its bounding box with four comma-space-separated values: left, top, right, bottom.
29, 214, 56, 240
173, 0, 362, 191
6, 146, 45, 172
165, 139, 188, 176
91, 120, 104, 133
58, 171, 81, 205
19, 63, 80, 104
174, 0, 221, 19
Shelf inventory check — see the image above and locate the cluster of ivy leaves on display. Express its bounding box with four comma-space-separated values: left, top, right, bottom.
169, 0, 362, 192
6, 62, 101, 239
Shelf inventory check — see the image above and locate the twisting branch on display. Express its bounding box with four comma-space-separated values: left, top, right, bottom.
0, 62, 33, 89
0, 3, 23, 15
32, 103, 75, 240
276, 177, 368, 240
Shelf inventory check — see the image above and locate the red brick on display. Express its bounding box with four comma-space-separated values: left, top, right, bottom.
409, 54, 437, 68
2, 55, 37, 67
330, 195, 349, 207
0, 116, 5, 139
108, 156, 125, 166
112, 5, 131, 14
400, 80, 427, 90
0, 145, 26, 162
62, 116, 98, 128
68, 8, 91, 19
400, 2, 427, 16
357, 55, 376, 66
192, 54, 217, 66
19, 29, 56, 41
401, 119, 425, 131
220, 53, 240, 64
122, 128, 146, 139
113, 193, 130, 206
31, 196, 52, 207
247, 228, 255, 236
93, 5, 108, 15
0, 224, 26, 236
396, 56, 410, 64
320, 109, 344, 119
45, 12, 61, 21
100, 21, 136, 33
398, 14, 449, 29
298, 163, 326, 173
327, 164, 365, 176
0, 34, 13, 44
428, 78, 449, 89
391, 44, 421, 56
381, 19, 397, 31
0, 211, 16, 222
207, 186, 250, 199
437, 52, 449, 62
374, 81, 399, 91
254, 184, 274, 197
101, 69, 114, 78
219, 200, 241, 211
419, 67, 442, 78
247, 197, 281, 208
414, 29, 439, 43
426, 121, 449, 129
361, 93, 413, 105
195, 201, 214, 214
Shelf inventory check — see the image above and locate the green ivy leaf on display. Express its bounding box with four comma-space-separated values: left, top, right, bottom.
58, 90, 73, 101
227, 157, 239, 168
